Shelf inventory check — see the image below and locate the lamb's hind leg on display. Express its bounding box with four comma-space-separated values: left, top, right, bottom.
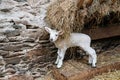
87, 47, 97, 67
88, 54, 92, 65
81, 46, 97, 68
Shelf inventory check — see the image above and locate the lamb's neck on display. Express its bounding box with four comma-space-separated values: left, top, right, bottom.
54, 38, 71, 49
54, 40, 63, 48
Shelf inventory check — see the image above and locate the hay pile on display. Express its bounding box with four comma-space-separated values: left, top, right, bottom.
46, 0, 120, 39
46, 0, 79, 39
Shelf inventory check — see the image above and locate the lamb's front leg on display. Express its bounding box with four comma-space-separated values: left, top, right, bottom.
57, 48, 66, 68
55, 49, 60, 65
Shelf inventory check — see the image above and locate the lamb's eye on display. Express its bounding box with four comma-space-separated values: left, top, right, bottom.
55, 34, 58, 36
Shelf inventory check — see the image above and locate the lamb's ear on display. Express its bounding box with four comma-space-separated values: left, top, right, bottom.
45, 27, 51, 33
58, 30, 64, 35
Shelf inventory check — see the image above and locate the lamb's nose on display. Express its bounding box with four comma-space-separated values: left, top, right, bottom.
50, 39, 53, 42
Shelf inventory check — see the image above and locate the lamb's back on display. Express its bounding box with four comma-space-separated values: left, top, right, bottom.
70, 33, 91, 46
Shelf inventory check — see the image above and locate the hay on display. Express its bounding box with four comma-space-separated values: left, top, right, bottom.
46, 0, 120, 39
90, 70, 120, 80
46, 0, 79, 39
85, 0, 120, 28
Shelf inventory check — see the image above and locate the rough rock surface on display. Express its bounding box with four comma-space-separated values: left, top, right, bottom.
0, 0, 57, 80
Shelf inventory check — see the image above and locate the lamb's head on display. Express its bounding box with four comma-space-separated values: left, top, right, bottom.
45, 27, 63, 42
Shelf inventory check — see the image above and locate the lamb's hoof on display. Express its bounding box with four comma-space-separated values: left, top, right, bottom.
92, 65, 97, 68
57, 65, 62, 69
91, 63, 97, 68
91, 65, 97, 68
87, 63, 92, 65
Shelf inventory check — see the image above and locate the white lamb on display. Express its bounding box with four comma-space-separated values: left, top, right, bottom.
45, 27, 97, 68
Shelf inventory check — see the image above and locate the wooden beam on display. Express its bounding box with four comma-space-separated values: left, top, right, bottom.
52, 62, 120, 80
82, 25, 120, 40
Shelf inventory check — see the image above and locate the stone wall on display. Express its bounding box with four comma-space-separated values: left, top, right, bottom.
0, 0, 57, 79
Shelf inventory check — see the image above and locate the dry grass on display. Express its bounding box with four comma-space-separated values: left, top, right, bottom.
90, 70, 120, 80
